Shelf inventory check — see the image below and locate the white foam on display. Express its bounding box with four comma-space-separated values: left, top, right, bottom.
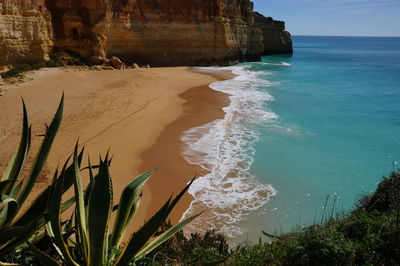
257, 62, 291, 67
180, 65, 278, 239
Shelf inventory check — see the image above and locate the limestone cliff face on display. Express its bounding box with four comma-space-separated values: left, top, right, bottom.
254, 12, 293, 55
0, 0, 293, 67
45, 0, 266, 66
0, 0, 53, 66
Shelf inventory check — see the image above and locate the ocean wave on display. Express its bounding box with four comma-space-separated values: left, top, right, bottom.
180, 65, 278, 239
258, 62, 291, 67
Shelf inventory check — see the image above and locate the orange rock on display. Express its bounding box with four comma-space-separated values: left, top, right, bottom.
0, 0, 293, 67
0, 0, 53, 66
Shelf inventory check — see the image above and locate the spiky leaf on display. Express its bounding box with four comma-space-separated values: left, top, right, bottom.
0, 181, 14, 195
17, 94, 64, 206
0, 194, 19, 227
14, 148, 84, 227
1, 100, 30, 185
135, 213, 201, 261
88, 157, 113, 265
72, 144, 89, 261
0, 226, 28, 250
47, 165, 78, 266
110, 169, 156, 248
115, 198, 172, 266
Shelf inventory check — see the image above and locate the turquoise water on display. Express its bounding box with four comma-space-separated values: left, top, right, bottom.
182, 36, 400, 242
248, 36, 400, 237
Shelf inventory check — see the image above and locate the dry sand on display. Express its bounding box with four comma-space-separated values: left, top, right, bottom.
0, 66, 230, 230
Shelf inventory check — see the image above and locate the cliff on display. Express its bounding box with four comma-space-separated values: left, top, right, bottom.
0, 0, 293, 67
0, 0, 53, 67
254, 12, 293, 55
45, 0, 266, 66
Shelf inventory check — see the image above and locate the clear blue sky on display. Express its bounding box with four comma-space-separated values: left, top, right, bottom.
252, 0, 400, 37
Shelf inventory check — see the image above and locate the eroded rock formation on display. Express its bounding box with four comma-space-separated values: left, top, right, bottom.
0, 0, 293, 67
254, 12, 293, 55
0, 0, 53, 66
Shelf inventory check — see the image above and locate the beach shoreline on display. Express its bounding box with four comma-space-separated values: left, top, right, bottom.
0, 66, 231, 231
138, 72, 232, 226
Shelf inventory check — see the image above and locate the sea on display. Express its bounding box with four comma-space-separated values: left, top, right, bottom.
181, 36, 400, 243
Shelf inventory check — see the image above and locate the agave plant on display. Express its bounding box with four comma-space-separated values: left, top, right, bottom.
0, 95, 79, 256
33, 145, 199, 265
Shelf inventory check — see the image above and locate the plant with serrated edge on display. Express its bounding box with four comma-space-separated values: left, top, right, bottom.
0, 95, 78, 258
33, 144, 200, 266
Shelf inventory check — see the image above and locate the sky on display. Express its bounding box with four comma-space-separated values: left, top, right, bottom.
252, 0, 400, 37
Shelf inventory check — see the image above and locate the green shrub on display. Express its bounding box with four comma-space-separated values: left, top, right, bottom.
225, 172, 400, 266
31, 62, 48, 70
1, 64, 32, 78
50, 52, 85, 67
292, 226, 355, 265
46, 59, 65, 68
339, 210, 400, 264
360, 172, 400, 213
138, 225, 230, 265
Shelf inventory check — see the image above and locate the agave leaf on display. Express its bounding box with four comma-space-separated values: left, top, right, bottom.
47, 164, 78, 266
81, 155, 112, 171
63, 212, 75, 237
45, 222, 63, 258
31, 193, 76, 236
0, 214, 48, 256
10, 180, 23, 200
135, 213, 201, 261
0, 181, 14, 195
15, 229, 46, 251
0, 194, 19, 227
72, 143, 89, 262
88, 156, 113, 265
14, 147, 84, 227
110, 169, 156, 248
83, 156, 94, 210
13, 169, 75, 242
115, 197, 172, 266
115, 177, 196, 265
30, 244, 62, 266
1, 99, 30, 185
0, 226, 28, 250
262, 231, 282, 240
167, 177, 196, 215
17, 94, 64, 206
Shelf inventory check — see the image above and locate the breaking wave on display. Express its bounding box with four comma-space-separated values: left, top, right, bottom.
180, 65, 278, 239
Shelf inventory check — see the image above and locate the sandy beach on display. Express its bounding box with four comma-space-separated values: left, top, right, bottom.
0, 66, 230, 230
